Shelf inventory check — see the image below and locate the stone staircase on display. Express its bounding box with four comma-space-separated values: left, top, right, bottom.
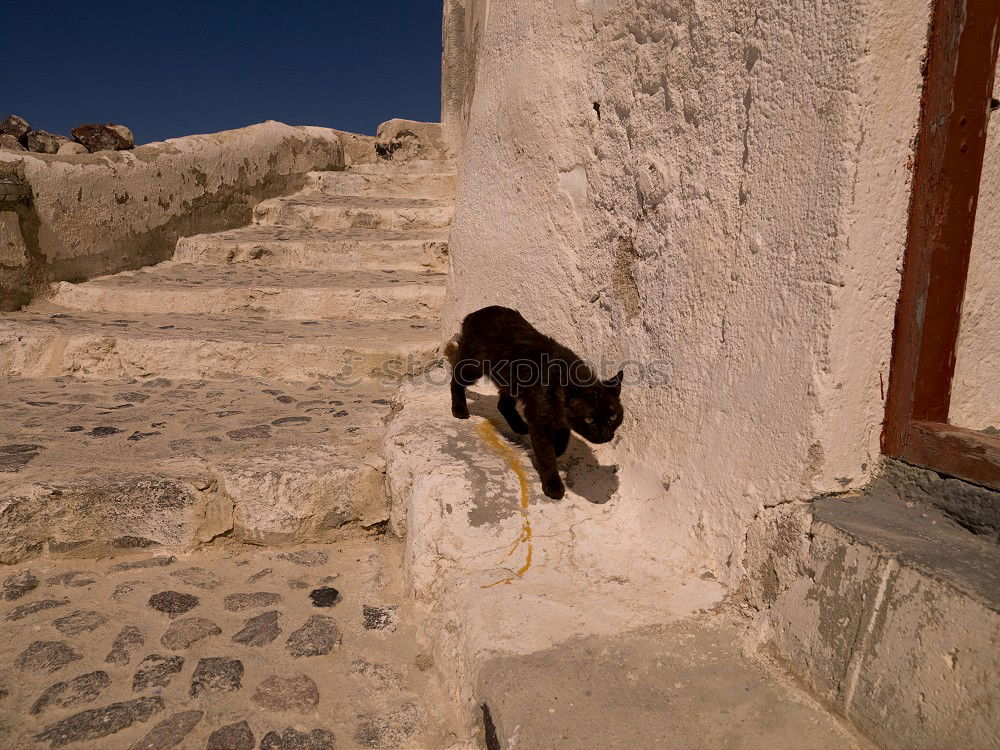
0, 158, 456, 562
0, 156, 461, 749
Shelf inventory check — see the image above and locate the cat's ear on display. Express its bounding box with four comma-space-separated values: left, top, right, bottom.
605, 370, 624, 391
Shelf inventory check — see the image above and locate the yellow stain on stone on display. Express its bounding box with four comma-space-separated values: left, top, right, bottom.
476, 419, 533, 587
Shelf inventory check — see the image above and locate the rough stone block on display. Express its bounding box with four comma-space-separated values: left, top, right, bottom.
0, 477, 224, 564
743, 495, 1000, 749
1, 115, 30, 141
70, 123, 134, 152
375, 119, 449, 161
26, 130, 71, 154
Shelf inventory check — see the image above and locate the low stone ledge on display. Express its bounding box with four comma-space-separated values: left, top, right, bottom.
0, 376, 395, 563
477, 617, 868, 750
0, 121, 345, 310
742, 490, 1000, 749
0, 476, 229, 564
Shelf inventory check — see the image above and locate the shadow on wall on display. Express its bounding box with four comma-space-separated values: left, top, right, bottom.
465, 391, 619, 505
0, 161, 45, 310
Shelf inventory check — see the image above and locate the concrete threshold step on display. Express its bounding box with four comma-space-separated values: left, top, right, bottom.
174, 226, 448, 272
380, 374, 870, 748
0, 307, 441, 381
479, 615, 870, 750
48, 263, 447, 321
0, 540, 458, 749
0, 376, 398, 563
253, 193, 454, 231
306, 170, 457, 200
744, 487, 1000, 749
350, 158, 457, 175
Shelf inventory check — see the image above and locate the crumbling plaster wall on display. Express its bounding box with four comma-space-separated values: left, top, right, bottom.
442, 0, 932, 580
0, 121, 351, 310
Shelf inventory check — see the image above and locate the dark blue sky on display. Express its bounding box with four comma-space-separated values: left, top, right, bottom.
1, 1, 443, 145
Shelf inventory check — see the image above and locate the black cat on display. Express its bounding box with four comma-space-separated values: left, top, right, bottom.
445, 305, 624, 499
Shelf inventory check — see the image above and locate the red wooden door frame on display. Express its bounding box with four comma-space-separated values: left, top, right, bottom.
882, 0, 1000, 490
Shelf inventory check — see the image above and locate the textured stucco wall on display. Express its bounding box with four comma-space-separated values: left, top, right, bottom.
952, 66, 1000, 432
441, 0, 490, 153
442, 0, 931, 580
0, 121, 345, 310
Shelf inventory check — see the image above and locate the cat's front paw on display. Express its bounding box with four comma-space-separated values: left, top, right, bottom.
542, 478, 565, 500
452, 405, 470, 419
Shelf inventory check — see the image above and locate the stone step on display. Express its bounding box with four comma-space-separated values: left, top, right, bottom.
350, 159, 457, 175
174, 226, 448, 272
744, 486, 1000, 750
0, 377, 400, 562
0, 308, 441, 381
48, 263, 447, 321
478, 616, 869, 750
306, 170, 457, 200
253, 193, 454, 231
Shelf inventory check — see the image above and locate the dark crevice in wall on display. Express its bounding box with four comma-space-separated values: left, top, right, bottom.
481, 703, 500, 750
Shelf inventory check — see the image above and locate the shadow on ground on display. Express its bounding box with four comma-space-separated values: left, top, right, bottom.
465, 391, 619, 505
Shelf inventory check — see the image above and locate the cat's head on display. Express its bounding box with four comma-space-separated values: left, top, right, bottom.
566, 370, 624, 444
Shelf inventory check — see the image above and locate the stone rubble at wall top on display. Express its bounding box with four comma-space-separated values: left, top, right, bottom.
1, 113, 136, 154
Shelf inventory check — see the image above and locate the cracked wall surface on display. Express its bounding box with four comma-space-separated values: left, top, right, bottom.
441, 0, 932, 581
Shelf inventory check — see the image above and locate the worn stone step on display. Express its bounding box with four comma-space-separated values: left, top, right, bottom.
253, 193, 454, 231
349, 159, 457, 175
744, 486, 1000, 750
174, 226, 448, 272
0, 308, 441, 381
0, 377, 401, 562
306, 170, 457, 200
479, 616, 869, 750
0, 378, 398, 559
48, 263, 447, 321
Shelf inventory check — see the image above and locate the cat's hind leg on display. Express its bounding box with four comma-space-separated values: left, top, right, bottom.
451, 379, 470, 419
450, 359, 481, 420
497, 394, 529, 434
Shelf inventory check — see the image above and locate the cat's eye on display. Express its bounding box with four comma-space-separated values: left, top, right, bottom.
584, 417, 594, 424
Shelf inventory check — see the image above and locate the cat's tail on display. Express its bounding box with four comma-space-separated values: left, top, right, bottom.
443, 334, 461, 369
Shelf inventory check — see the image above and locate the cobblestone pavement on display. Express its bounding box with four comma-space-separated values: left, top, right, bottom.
0, 540, 457, 749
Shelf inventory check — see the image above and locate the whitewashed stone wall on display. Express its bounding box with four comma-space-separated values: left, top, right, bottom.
441, 0, 933, 581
